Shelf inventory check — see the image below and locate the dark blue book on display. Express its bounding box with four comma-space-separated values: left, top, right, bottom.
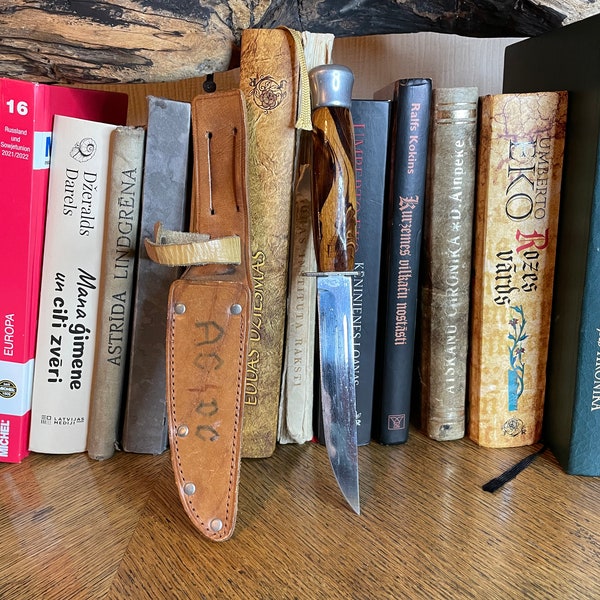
373, 78, 432, 444
351, 99, 391, 445
503, 14, 600, 475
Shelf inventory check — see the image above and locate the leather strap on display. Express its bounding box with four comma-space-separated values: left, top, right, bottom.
145, 222, 242, 266
165, 89, 252, 541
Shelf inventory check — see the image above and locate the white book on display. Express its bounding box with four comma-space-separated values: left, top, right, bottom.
29, 115, 117, 453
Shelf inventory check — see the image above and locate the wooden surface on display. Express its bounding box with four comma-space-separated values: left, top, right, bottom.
2, 430, 600, 599
1, 1, 598, 83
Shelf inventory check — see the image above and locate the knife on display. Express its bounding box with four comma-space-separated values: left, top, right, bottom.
308, 64, 360, 514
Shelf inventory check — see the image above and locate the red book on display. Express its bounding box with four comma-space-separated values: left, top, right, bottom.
0, 78, 128, 462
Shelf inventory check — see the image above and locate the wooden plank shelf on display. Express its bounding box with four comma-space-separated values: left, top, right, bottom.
1, 430, 598, 598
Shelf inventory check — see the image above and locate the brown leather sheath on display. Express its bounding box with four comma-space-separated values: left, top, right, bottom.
158, 89, 252, 541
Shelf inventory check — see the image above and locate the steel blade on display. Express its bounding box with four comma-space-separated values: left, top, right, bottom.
316, 273, 360, 514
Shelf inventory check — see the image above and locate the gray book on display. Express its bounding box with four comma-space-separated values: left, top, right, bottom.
121, 97, 191, 454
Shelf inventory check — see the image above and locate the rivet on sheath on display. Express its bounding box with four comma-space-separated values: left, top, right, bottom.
183, 482, 196, 496
177, 425, 189, 437
174, 303, 186, 315
210, 518, 223, 532
230, 304, 242, 315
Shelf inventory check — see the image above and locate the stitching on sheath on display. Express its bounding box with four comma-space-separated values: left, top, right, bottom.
225, 287, 246, 522
170, 286, 245, 539
213, 286, 245, 540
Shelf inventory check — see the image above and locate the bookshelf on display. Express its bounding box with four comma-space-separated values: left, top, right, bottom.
3, 30, 600, 600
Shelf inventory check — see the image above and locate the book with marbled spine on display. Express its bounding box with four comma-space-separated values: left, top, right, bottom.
121, 97, 191, 455
419, 87, 478, 441
239, 28, 299, 457
468, 91, 567, 448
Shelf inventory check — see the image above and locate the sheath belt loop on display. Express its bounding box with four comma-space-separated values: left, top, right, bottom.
146, 89, 252, 541
144, 222, 242, 266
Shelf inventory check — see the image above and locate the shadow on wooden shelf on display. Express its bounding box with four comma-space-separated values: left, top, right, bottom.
1, 428, 599, 599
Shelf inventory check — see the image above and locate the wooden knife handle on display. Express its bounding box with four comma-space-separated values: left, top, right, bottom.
311, 105, 357, 273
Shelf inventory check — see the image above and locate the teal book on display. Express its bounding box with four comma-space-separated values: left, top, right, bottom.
503, 14, 600, 475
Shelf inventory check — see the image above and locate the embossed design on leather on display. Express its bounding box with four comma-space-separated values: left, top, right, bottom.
248, 75, 288, 113
239, 28, 300, 458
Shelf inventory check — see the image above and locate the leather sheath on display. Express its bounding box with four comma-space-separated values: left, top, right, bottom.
157, 89, 252, 541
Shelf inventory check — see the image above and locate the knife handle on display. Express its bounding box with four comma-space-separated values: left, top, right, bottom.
309, 66, 357, 273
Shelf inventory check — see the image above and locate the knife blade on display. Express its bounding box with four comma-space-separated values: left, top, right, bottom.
308, 64, 360, 514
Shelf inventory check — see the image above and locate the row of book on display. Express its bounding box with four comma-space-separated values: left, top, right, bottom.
294, 15, 600, 478
360, 14, 600, 479
318, 75, 564, 453
1, 80, 131, 463
1, 16, 599, 478
0, 28, 330, 464
390, 83, 566, 449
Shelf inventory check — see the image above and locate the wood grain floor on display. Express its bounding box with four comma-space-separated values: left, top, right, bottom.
2, 429, 600, 599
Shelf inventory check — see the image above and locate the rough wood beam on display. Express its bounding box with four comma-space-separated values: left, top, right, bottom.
0, 1, 596, 83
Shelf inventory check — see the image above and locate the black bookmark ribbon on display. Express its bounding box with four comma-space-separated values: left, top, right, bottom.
482, 445, 548, 493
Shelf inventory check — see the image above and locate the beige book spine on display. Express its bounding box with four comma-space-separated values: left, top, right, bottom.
278, 31, 334, 445
239, 28, 300, 457
468, 91, 568, 447
88, 126, 145, 460
419, 87, 478, 441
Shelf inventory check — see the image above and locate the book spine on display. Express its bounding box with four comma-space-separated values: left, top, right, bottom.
121, 97, 191, 455
419, 87, 478, 441
503, 18, 600, 474
278, 31, 334, 445
239, 29, 299, 457
277, 133, 318, 444
468, 91, 568, 448
87, 126, 145, 460
376, 79, 432, 444
567, 190, 600, 473
351, 99, 390, 445
29, 115, 117, 453
0, 79, 43, 462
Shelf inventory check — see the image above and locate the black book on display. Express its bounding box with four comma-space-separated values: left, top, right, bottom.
351, 99, 391, 445
373, 78, 432, 444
